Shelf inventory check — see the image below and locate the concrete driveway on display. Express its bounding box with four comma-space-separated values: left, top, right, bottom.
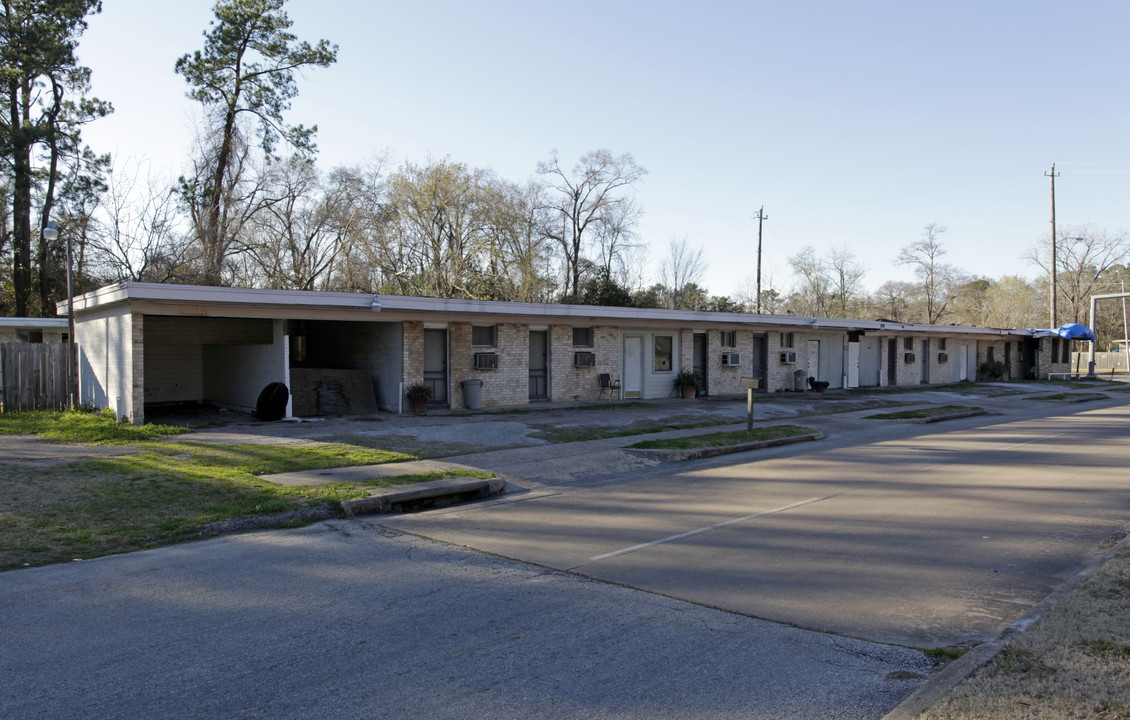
373, 396, 1130, 648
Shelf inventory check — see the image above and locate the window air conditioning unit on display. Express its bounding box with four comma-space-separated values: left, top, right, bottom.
938, 352, 949, 364
904, 352, 916, 364
780, 351, 797, 364
473, 352, 498, 370
721, 352, 740, 366
574, 351, 596, 368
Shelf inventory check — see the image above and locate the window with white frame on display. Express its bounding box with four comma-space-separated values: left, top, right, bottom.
780, 332, 794, 348
904, 337, 914, 351
938, 338, 947, 351
720, 330, 737, 348
472, 325, 497, 347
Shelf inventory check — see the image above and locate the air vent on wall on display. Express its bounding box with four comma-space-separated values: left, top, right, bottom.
722, 352, 740, 366
938, 352, 949, 364
904, 353, 916, 364
574, 351, 596, 367
779, 351, 797, 364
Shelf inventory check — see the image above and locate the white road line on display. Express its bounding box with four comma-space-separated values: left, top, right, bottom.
588, 495, 833, 562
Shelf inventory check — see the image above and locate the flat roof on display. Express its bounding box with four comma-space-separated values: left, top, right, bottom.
0, 317, 69, 329
58, 281, 1033, 338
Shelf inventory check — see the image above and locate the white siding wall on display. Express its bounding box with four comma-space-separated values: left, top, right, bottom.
627, 329, 682, 399
75, 306, 133, 420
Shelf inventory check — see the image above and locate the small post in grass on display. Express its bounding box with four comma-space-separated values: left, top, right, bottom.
740, 376, 760, 437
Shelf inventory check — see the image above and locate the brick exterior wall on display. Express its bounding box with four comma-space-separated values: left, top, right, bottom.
1036, 336, 1074, 376
766, 330, 805, 391
892, 337, 920, 386
0, 328, 65, 343
131, 314, 143, 425
705, 328, 754, 395
402, 322, 424, 390
448, 322, 529, 408
977, 339, 1026, 380
549, 325, 621, 401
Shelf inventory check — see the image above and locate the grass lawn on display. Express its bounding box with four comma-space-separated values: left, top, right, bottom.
626, 424, 815, 450
922, 544, 1130, 719
0, 409, 441, 570
865, 405, 982, 420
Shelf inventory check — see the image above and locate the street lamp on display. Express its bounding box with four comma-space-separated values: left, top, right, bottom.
42, 220, 75, 409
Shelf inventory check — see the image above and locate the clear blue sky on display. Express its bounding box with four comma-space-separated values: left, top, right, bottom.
77, 0, 1130, 297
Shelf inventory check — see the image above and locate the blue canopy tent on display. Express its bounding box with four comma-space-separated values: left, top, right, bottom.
1057, 323, 1096, 342
1025, 323, 1097, 341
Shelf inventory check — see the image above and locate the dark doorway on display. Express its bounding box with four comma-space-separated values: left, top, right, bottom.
921, 339, 931, 384
693, 333, 708, 395
751, 335, 767, 391
529, 330, 548, 400
423, 329, 448, 407
887, 339, 898, 386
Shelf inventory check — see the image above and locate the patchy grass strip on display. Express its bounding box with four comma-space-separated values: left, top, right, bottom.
866, 405, 982, 420
360, 469, 494, 489
1031, 392, 1110, 402
0, 408, 190, 444
626, 425, 815, 450
0, 440, 417, 571
921, 544, 1130, 720
530, 419, 733, 444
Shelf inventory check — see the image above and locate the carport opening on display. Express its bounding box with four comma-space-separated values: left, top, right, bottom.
288, 320, 402, 416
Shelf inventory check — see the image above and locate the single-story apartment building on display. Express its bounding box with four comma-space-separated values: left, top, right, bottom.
58, 282, 1076, 424
0, 317, 69, 344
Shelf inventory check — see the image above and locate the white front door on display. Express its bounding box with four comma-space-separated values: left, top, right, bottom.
623, 336, 644, 398
956, 344, 969, 381
807, 340, 821, 381
846, 342, 860, 388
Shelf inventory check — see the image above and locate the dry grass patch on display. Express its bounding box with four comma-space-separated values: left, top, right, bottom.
922, 545, 1130, 719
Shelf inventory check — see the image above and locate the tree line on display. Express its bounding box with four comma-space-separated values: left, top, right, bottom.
3, 0, 1129, 349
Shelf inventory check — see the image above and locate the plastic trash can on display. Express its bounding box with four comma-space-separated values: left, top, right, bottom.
461, 379, 483, 410
793, 369, 807, 392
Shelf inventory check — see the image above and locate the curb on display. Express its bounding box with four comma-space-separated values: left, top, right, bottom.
1032, 393, 1110, 404
340, 477, 507, 516
882, 530, 1130, 719
626, 431, 824, 460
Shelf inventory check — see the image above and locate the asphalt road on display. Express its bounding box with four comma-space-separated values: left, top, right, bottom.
376, 400, 1130, 648
3, 388, 1128, 719
1, 521, 932, 720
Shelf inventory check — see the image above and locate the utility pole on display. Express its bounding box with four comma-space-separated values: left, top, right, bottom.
1045, 164, 1060, 328
754, 206, 767, 314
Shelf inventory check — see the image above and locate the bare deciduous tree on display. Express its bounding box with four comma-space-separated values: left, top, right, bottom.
1027, 224, 1129, 324
537, 149, 645, 301
659, 236, 707, 310
897, 223, 966, 324
87, 158, 185, 283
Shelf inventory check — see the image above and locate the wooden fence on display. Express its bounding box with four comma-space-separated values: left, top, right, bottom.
0, 343, 69, 411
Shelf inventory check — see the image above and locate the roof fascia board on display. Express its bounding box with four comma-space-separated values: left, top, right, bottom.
58, 282, 1036, 337
63, 281, 381, 316
0, 317, 70, 329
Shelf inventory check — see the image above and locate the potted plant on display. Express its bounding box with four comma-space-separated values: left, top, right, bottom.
405, 382, 432, 413
674, 369, 699, 399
